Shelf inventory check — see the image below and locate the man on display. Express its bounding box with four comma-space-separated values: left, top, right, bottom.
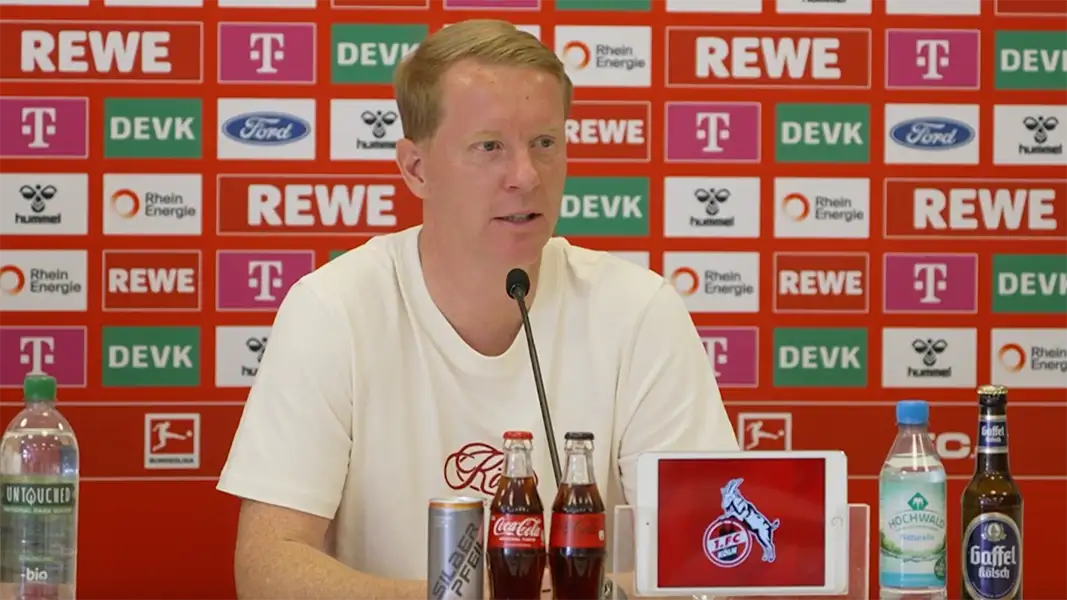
216, 19, 738, 600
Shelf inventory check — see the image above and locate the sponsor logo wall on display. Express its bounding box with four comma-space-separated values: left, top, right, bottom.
0, 0, 1064, 598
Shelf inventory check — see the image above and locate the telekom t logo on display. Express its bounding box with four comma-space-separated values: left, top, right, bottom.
250, 33, 284, 74
913, 263, 948, 304
21, 107, 57, 149
20, 337, 55, 374
695, 112, 730, 153
248, 260, 283, 302
915, 39, 950, 81
703, 337, 729, 378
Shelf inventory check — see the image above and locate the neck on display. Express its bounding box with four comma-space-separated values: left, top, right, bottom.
418, 228, 542, 356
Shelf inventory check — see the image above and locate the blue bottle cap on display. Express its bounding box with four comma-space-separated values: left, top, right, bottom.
896, 399, 929, 425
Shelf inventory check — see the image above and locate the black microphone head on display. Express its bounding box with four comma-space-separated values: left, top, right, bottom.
506, 268, 531, 299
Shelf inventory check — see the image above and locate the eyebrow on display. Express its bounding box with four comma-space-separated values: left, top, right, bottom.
471, 127, 564, 138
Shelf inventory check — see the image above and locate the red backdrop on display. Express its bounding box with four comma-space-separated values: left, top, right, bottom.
0, 0, 1064, 598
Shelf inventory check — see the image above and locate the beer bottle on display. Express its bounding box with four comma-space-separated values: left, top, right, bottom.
960, 385, 1023, 600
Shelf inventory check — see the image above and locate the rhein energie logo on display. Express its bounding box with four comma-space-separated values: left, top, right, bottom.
703, 478, 780, 568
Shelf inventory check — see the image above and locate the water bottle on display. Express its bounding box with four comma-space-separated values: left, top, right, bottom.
878, 400, 947, 600
0, 374, 79, 600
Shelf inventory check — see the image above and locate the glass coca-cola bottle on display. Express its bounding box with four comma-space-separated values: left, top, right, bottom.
487, 431, 547, 600
549, 431, 606, 600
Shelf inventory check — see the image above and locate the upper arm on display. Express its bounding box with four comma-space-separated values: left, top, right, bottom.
217, 280, 355, 521
614, 283, 739, 504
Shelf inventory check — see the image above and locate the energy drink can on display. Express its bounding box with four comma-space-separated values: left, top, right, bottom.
428, 496, 485, 600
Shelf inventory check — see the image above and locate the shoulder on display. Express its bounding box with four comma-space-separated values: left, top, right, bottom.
547, 237, 675, 331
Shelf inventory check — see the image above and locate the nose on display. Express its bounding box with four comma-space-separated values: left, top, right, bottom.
504, 147, 540, 193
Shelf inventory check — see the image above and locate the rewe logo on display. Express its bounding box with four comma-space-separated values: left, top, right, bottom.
218, 23, 315, 84
0, 21, 203, 82
773, 327, 867, 388
103, 326, 200, 387
995, 31, 1067, 91
215, 325, 271, 388
666, 27, 871, 88
995, 0, 1067, 16
665, 102, 760, 162
992, 253, 1067, 314
556, 177, 648, 236
775, 102, 870, 163
0, 327, 86, 388
697, 327, 758, 388
882, 327, 977, 389
216, 250, 314, 311
773, 252, 869, 313
104, 97, 201, 159
884, 253, 978, 313
883, 178, 1067, 240
217, 174, 420, 236
0, 97, 88, 159
565, 101, 651, 162
331, 23, 425, 84
103, 250, 201, 312
885, 29, 980, 90
991, 328, 1067, 389
664, 176, 761, 239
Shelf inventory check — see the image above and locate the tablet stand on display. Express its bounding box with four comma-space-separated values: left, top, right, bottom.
608, 503, 870, 600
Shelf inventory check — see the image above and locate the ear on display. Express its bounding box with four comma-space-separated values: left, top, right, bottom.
395, 138, 428, 200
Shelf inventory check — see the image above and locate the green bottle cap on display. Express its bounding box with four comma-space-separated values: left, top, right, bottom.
23, 374, 57, 403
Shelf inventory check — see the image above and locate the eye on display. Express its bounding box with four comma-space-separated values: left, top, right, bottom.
534, 136, 556, 149
477, 141, 501, 152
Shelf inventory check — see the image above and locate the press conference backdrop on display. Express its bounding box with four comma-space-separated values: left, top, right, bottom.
0, 0, 1064, 597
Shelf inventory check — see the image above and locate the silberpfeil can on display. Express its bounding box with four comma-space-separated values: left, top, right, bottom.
428, 496, 485, 600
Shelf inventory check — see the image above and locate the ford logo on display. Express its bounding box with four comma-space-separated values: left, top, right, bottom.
222, 112, 310, 146
890, 117, 974, 150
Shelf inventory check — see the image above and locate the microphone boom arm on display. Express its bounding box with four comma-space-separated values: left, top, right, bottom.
513, 287, 563, 487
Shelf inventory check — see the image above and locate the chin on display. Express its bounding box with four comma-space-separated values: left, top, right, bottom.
491, 225, 551, 268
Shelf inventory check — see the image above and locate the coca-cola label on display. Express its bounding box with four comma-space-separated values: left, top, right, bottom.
487, 513, 545, 550
550, 512, 606, 549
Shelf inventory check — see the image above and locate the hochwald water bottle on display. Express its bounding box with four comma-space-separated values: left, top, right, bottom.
0, 374, 80, 600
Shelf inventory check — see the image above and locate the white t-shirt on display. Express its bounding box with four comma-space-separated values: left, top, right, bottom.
216, 225, 738, 580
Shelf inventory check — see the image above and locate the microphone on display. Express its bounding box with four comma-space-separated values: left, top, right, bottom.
506, 267, 562, 487
505, 268, 624, 600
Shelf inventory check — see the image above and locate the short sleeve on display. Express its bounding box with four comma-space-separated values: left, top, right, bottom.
614, 283, 739, 505
216, 281, 354, 519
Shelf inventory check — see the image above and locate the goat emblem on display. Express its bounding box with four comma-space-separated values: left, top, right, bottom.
703, 477, 780, 568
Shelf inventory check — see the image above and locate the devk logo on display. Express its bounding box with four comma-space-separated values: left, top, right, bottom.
703, 478, 780, 568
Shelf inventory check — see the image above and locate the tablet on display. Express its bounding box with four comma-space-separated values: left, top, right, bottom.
633, 450, 849, 597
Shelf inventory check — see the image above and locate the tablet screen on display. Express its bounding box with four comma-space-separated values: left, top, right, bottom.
656, 457, 827, 588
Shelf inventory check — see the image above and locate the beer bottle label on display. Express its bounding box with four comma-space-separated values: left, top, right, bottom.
486, 513, 544, 550
878, 480, 948, 589
962, 513, 1022, 600
977, 416, 1008, 454
549, 512, 606, 549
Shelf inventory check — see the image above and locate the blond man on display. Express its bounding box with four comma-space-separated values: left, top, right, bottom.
217, 19, 737, 599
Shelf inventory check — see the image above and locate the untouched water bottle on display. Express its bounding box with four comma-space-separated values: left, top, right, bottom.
879, 400, 947, 600
0, 374, 79, 600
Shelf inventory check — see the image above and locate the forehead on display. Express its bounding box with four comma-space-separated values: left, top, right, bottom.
436, 60, 564, 133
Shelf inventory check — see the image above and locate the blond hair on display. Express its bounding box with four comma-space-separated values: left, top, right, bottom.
393, 19, 573, 142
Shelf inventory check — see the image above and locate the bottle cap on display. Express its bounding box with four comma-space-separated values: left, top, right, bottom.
896, 399, 929, 425
502, 430, 533, 440
23, 374, 57, 403
564, 431, 594, 441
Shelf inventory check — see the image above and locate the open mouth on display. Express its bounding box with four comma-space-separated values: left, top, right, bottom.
495, 212, 541, 224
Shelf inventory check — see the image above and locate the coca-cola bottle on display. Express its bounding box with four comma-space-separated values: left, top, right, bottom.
487, 430, 547, 600
549, 432, 605, 600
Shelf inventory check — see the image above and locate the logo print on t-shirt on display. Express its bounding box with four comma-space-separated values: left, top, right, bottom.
443, 441, 540, 496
